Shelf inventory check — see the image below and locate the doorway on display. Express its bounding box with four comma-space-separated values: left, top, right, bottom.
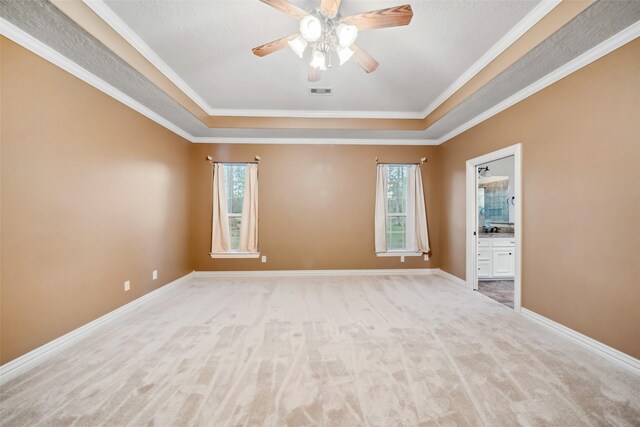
465, 144, 522, 311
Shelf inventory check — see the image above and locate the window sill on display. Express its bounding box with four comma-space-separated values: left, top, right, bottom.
210, 252, 260, 259
376, 251, 423, 257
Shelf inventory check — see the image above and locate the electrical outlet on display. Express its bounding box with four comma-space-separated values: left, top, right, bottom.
400, 256, 405, 263
424, 254, 429, 261
261, 255, 267, 263
124, 280, 130, 291
152, 270, 158, 280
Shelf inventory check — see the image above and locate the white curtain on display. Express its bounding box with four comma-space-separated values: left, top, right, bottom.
210, 163, 230, 254
407, 164, 430, 258
374, 164, 388, 254
239, 164, 259, 252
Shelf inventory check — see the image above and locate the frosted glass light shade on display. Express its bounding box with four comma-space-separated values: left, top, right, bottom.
288, 35, 308, 58
336, 24, 358, 47
300, 15, 322, 42
337, 45, 354, 65
310, 51, 327, 70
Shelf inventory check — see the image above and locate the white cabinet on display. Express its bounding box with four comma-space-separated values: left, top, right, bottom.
492, 248, 515, 277
477, 237, 515, 279
477, 246, 492, 279
478, 260, 491, 278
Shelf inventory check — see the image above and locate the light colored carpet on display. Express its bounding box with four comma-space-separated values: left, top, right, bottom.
1, 274, 638, 426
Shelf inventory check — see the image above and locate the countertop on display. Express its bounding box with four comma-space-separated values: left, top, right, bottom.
478, 233, 514, 238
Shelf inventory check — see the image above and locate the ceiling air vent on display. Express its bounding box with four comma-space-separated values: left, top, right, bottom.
309, 88, 332, 96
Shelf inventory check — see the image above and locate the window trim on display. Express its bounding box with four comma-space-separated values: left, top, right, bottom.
376, 251, 422, 258
211, 252, 260, 259
210, 162, 259, 259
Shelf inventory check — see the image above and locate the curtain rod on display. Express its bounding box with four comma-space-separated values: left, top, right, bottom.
206, 155, 260, 164
376, 156, 427, 165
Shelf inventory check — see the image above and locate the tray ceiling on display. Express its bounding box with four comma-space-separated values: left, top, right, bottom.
1, 0, 639, 143
101, 0, 540, 117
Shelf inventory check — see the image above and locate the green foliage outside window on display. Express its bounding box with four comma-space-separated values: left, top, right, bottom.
386, 166, 407, 250
225, 165, 246, 250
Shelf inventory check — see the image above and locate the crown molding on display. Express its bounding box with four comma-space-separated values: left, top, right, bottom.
0, 21, 429, 145
419, 0, 561, 118
190, 137, 438, 145
82, 0, 560, 121
436, 19, 640, 145
82, 0, 212, 115
4, 13, 637, 146
0, 17, 193, 142
205, 108, 426, 120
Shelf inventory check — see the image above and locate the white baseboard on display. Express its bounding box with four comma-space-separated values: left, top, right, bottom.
0, 272, 194, 385
193, 268, 438, 278
521, 308, 640, 374
436, 269, 467, 287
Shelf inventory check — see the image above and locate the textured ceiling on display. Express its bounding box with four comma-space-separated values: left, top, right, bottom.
422, 0, 640, 139
190, 0, 640, 140
0, 0, 209, 136
102, 0, 540, 114
2, 0, 639, 143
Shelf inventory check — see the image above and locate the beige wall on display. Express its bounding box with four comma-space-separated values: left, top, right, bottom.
438, 38, 640, 358
0, 38, 193, 363
191, 144, 440, 271
2, 34, 639, 365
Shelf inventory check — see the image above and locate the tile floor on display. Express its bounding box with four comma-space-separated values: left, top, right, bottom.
477, 280, 514, 308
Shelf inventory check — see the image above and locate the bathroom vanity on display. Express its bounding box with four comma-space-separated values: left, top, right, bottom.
477, 234, 515, 279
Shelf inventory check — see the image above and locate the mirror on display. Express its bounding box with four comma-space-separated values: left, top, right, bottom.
478, 176, 510, 229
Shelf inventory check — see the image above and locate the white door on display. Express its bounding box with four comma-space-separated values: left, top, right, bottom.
492, 248, 514, 277
466, 145, 521, 310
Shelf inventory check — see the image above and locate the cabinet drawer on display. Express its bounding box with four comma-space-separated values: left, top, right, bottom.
478, 238, 491, 247
492, 238, 515, 247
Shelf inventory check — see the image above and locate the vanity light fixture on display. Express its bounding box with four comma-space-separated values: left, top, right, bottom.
478, 167, 492, 177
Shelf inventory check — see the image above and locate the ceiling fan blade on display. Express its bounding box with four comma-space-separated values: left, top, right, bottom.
252, 34, 297, 57
259, 0, 308, 20
351, 44, 379, 74
342, 5, 413, 31
320, 0, 341, 18
308, 66, 321, 82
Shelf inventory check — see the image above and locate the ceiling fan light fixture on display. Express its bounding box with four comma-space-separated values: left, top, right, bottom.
253, 1, 414, 81
336, 23, 358, 47
337, 45, 354, 65
300, 15, 322, 42
288, 35, 308, 58
310, 50, 327, 70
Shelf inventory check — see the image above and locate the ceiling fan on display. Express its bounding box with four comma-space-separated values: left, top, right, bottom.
252, 0, 413, 82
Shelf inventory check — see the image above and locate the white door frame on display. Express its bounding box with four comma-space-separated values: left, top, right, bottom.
465, 143, 522, 312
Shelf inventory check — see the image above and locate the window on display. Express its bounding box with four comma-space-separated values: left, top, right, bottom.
210, 162, 259, 258
224, 164, 246, 251
375, 163, 430, 257
386, 165, 408, 250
